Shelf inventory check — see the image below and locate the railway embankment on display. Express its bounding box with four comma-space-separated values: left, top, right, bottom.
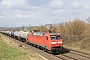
0, 34, 45, 60
62, 35, 90, 53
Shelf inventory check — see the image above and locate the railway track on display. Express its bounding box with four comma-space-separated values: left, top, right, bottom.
70, 50, 90, 59
55, 48, 90, 60
1, 33, 90, 60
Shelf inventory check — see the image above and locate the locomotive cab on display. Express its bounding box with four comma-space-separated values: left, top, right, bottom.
44, 33, 63, 53
51, 35, 63, 47
50, 34, 63, 53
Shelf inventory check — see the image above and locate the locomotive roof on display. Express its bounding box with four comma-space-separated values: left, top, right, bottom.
46, 33, 60, 35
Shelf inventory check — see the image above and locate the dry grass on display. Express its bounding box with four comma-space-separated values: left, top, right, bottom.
62, 35, 90, 53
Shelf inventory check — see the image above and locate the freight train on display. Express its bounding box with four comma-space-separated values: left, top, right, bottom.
0, 30, 63, 53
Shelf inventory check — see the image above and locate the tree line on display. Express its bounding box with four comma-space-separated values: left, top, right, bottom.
29, 18, 90, 38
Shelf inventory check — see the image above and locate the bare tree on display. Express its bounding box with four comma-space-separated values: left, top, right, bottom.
87, 16, 90, 24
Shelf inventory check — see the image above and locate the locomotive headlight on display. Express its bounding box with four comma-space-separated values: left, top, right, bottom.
58, 42, 63, 43
51, 42, 57, 44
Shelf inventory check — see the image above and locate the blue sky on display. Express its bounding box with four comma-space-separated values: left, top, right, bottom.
0, 0, 90, 27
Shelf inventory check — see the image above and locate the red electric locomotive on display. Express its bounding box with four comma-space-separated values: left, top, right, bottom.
27, 32, 63, 53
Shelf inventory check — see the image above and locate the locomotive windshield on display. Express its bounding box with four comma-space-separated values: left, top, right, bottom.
50, 35, 60, 40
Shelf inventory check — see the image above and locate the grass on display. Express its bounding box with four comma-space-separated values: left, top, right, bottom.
0, 35, 27, 60
0, 34, 45, 60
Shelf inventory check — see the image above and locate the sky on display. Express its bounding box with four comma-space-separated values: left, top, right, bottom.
0, 0, 90, 27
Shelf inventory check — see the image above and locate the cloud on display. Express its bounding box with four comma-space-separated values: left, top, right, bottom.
17, 14, 38, 19
51, 0, 63, 6
87, 14, 90, 16
49, 0, 63, 10
84, 4, 90, 10
0, 16, 5, 18
69, 1, 85, 9
24, 0, 52, 6
0, 0, 90, 26
0, 0, 27, 11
